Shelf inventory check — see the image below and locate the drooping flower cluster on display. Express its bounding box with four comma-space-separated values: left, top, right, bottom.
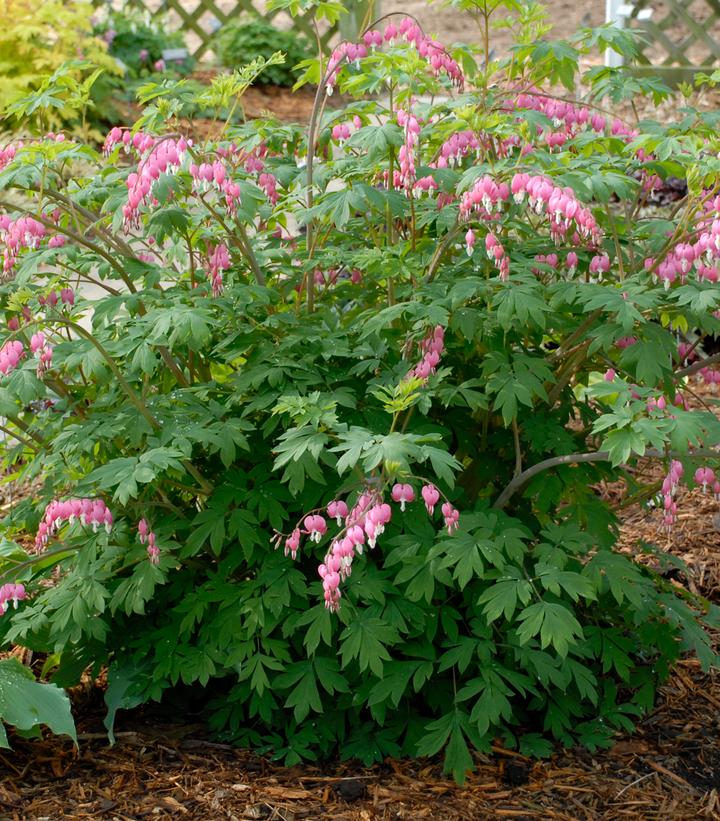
207, 243, 230, 297
38, 288, 74, 308
325, 18, 463, 96
0, 216, 46, 276
104, 129, 190, 229
486, 232, 509, 280
643, 198, 720, 289
0, 583, 26, 615
103, 126, 155, 156
138, 519, 159, 565
397, 109, 421, 190
284, 528, 302, 560
660, 459, 684, 530
436, 130, 481, 168
275, 478, 459, 613
190, 160, 229, 191
699, 366, 720, 388
35, 498, 113, 551
510, 173, 601, 244
0, 339, 24, 376
442, 501, 460, 533
30, 332, 52, 377
325, 42, 369, 95
410, 325, 445, 380
0, 142, 19, 171
459, 176, 510, 220
123, 136, 189, 228
656, 460, 720, 532
510, 90, 638, 148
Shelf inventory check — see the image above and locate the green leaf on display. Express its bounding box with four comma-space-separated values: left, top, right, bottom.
0, 658, 76, 748
104, 663, 145, 745
478, 577, 533, 623
515, 602, 584, 657
339, 617, 399, 677
416, 709, 474, 784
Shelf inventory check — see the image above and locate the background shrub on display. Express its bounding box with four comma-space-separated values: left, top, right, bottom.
212, 17, 313, 86
92, 7, 194, 78
0, 0, 719, 783
0, 0, 116, 128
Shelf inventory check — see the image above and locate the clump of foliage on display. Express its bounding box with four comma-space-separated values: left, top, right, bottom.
2, 0, 720, 782
92, 6, 194, 78
212, 16, 313, 86
0, 0, 116, 126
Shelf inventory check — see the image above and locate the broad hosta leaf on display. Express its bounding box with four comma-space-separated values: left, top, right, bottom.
0, 658, 76, 748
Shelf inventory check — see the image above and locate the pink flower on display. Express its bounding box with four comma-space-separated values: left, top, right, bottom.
284, 528, 301, 560
364, 503, 392, 548
1, 216, 45, 275
410, 325, 445, 381
465, 229, 475, 256
441, 502, 460, 534
0, 339, 24, 376
207, 243, 229, 297
391, 483, 415, 511
327, 500, 349, 526
346, 525, 365, 546
695, 467, 715, 492
30, 332, 52, 377
137, 519, 160, 563
147, 531, 160, 565
421, 484, 440, 515
304, 514, 327, 543
0, 583, 26, 615
30, 332, 45, 354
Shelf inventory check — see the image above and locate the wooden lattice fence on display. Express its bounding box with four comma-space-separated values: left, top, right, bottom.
627, 0, 720, 81
99, 0, 338, 59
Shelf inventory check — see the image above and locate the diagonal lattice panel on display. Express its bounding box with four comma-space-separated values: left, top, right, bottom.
98, 0, 336, 60
631, 0, 720, 68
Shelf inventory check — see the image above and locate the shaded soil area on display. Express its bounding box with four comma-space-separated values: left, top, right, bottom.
2, 656, 720, 820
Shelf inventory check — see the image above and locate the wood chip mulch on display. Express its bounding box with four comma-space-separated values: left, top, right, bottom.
2, 658, 720, 821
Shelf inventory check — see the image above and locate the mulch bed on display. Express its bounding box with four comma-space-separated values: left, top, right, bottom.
2, 657, 720, 820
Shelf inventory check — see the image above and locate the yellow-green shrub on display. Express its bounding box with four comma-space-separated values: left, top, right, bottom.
0, 0, 116, 118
